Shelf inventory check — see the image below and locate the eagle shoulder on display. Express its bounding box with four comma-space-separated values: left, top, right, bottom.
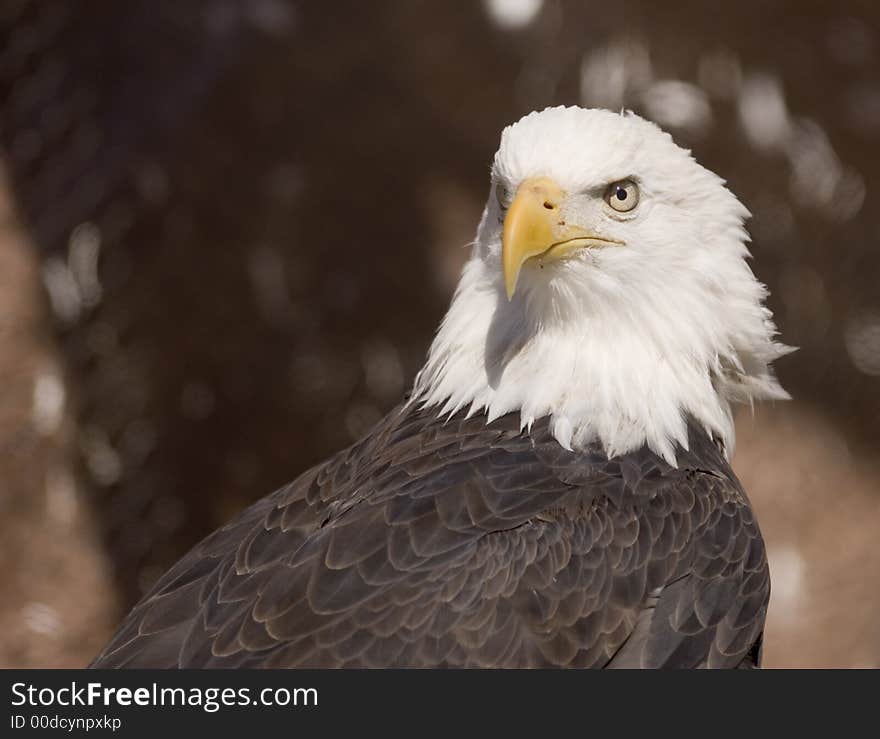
90, 406, 768, 668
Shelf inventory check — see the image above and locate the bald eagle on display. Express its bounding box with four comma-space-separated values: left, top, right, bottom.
91, 107, 790, 669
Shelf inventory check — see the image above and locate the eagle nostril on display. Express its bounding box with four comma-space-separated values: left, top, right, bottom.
543, 201, 556, 210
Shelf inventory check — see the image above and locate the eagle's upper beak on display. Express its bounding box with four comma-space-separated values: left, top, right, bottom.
501, 177, 619, 299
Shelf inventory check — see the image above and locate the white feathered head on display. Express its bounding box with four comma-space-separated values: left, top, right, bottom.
416, 106, 791, 464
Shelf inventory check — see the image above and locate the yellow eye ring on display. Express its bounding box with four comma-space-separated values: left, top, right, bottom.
606, 179, 640, 212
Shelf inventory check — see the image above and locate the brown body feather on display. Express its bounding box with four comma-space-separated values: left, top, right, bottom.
91, 404, 768, 668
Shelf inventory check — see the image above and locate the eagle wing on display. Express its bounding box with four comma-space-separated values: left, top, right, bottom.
90, 406, 769, 668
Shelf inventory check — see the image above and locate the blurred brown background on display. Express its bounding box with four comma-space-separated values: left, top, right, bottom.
0, 0, 877, 668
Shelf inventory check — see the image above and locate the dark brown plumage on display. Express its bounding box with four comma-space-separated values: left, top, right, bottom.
90, 403, 769, 668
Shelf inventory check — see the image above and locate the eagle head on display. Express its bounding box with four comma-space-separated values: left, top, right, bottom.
415, 106, 791, 464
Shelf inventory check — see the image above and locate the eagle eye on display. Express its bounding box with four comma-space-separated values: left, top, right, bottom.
605, 179, 640, 213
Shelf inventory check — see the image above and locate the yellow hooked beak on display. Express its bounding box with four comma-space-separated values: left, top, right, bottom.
502, 177, 620, 299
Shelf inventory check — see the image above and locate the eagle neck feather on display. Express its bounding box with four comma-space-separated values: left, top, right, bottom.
412, 254, 790, 467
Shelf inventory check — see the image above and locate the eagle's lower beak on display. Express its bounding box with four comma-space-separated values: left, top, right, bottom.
502, 177, 617, 299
